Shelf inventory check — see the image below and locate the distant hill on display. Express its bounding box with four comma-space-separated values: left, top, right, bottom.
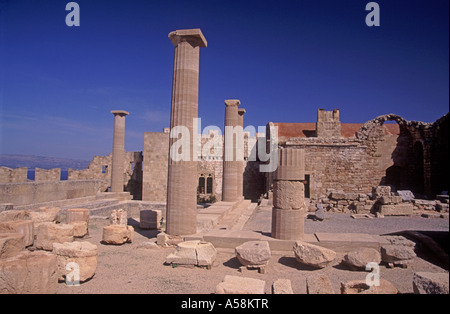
0, 154, 90, 170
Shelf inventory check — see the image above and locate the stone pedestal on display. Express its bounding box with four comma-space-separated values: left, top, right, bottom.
166, 29, 207, 236
271, 148, 306, 240
110, 110, 129, 193
140, 209, 162, 230
222, 99, 240, 202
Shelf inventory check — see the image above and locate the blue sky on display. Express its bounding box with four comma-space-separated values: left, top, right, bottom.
0, 0, 448, 161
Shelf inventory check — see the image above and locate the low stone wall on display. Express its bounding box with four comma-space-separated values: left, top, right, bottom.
0, 167, 28, 183
0, 180, 108, 206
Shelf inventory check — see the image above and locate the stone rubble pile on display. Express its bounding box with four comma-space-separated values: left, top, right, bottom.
312, 185, 449, 217
1, 206, 98, 294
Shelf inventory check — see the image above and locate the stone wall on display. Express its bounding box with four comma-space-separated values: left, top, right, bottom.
35, 168, 60, 181
142, 132, 169, 202
68, 152, 143, 199
0, 179, 107, 206
0, 167, 27, 183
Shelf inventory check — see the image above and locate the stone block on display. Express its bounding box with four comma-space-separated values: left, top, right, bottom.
139, 209, 162, 230
381, 244, 416, 263
293, 241, 336, 268
0, 220, 34, 247
396, 190, 415, 201
35, 223, 74, 251
436, 202, 449, 213
0, 210, 30, 222
102, 225, 133, 245
372, 186, 391, 199
272, 279, 293, 294
273, 180, 305, 210
379, 204, 413, 216
69, 221, 88, 238
53, 241, 98, 283
345, 193, 359, 201
306, 273, 334, 294
341, 279, 397, 294
413, 272, 449, 294
0, 204, 13, 212
235, 241, 271, 266
215, 275, 266, 294
343, 248, 381, 270
330, 192, 346, 200
29, 208, 61, 231
380, 195, 403, 205
0, 251, 58, 294
0, 233, 25, 259
66, 208, 90, 224
165, 240, 217, 267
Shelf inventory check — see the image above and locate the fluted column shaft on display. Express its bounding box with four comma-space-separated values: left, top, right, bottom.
166, 29, 207, 236
222, 100, 240, 202
236, 108, 246, 200
110, 110, 129, 193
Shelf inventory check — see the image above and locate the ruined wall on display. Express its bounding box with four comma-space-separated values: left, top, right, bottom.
68, 152, 142, 199
142, 132, 169, 202
316, 109, 341, 138
0, 167, 27, 183
0, 179, 107, 206
34, 168, 60, 181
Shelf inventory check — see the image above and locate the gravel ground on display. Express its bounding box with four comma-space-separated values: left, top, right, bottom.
56, 207, 448, 294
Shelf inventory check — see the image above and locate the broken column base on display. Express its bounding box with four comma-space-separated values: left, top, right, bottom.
271, 208, 305, 240
165, 240, 217, 269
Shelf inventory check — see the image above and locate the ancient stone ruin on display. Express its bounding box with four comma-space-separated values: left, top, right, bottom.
1, 28, 448, 295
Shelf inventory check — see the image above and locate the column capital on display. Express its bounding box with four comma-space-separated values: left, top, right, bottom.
169, 29, 207, 48
238, 108, 246, 116
224, 99, 240, 107
111, 110, 129, 116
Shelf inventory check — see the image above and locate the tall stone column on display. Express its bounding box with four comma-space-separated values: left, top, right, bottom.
271, 148, 306, 240
236, 108, 246, 200
166, 29, 207, 236
222, 99, 240, 202
110, 110, 129, 193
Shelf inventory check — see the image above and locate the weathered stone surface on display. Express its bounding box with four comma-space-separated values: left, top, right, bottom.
383, 235, 416, 248
140, 209, 162, 230
29, 207, 61, 227
102, 225, 133, 245
273, 180, 306, 210
53, 241, 98, 282
293, 241, 336, 268
341, 279, 398, 294
235, 241, 271, 266
306, 273, 334, 294
35, 223, 74, 251
69, 221, 88, 238
276, 148, 305, 181
330, 191, 346, 201
0, 210, 30, 222
372, 186, 391, 199
110, 209, 128, 226
272, 279, 293, 294
0, 220, 34, 247
315, 204, 325, 221
271, 208, 305, 240
436, 202, 449, 213
0, 251, 57, 294
0, 233, 25, 259
379, 204, 413, 216
413, 272, 449, 294
396, 190, 415, 201
343, 248, 381, 270
66, 208, 90, 225
215, 275, 265, 294
379, 195, 403, 205
166, 240, 217, 267
381, 244, 416, 263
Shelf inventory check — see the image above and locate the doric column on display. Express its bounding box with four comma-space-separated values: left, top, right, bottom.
110, 110, 129, 193
222, 99, 240, 202
271, 148, 306, 240
166, 29, 207, 236
236, 108, 246, 200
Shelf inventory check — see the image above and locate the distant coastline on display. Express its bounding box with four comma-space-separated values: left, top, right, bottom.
0, 154, 90, 172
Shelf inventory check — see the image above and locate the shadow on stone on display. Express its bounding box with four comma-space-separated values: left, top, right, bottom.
128, 217, 160, 239
277, 256, 323, 271
223, 257, 242, 270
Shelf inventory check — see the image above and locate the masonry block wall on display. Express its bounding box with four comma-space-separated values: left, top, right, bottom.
0, 167, 28, 183
34, 168, 61, 181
